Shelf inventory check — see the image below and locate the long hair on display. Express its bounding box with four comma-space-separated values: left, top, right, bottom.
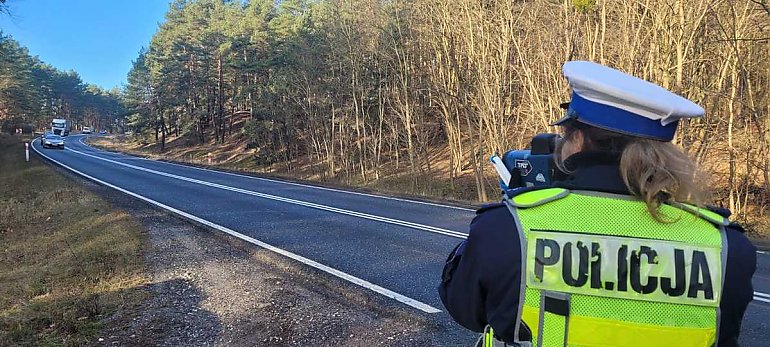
556, 121, 706, 222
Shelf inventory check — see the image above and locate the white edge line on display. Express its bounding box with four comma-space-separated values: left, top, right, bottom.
754, 296, 770, 304
79, 135, 476, 212
755, 291, 770, 299
32, 138, 443, 314
65, 144, 469, 239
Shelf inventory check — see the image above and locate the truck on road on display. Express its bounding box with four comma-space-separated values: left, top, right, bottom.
51, 118, 70, 136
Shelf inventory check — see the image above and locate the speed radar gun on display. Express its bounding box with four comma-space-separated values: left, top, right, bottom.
490, 133, 566, 190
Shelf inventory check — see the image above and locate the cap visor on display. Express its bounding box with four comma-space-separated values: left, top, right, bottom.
551, 114, 573, 126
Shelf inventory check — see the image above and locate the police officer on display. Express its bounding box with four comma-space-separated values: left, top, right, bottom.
439, 61, 756, 347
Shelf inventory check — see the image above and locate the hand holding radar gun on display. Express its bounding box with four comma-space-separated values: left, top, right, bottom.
490, 134, 567, 190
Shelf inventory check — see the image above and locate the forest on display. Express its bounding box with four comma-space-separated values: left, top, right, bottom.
0, 33, 124, 133
0, 0, 761, 230
122, 0, 770, 229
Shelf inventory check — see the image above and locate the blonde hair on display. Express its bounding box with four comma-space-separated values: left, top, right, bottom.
557, 121, 705, 222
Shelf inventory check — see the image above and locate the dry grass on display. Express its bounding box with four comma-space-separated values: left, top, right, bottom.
0, 134, 147, 346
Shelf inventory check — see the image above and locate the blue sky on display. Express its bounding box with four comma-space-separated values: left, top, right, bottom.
0, 0, 169, 90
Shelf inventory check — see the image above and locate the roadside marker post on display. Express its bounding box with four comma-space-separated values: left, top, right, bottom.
25, 142, 29, 162
208, 152, 212, 165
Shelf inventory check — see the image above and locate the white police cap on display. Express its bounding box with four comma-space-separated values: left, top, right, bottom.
553, 61, 704, 141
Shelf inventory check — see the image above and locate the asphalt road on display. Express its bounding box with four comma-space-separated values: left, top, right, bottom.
32, 134, 770, 346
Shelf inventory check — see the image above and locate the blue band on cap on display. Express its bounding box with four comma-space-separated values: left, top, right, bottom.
568, 92, 678, 141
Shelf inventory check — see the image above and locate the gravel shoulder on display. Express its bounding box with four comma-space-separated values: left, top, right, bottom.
55, 166, 448, 346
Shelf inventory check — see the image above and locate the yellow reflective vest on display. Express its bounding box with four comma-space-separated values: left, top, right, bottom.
487, 188, 728, 347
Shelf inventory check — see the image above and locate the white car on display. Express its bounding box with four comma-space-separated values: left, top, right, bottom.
82, 126, 92, 134
42, 134, 65, 149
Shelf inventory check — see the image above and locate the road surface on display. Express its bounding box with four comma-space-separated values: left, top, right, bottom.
32, 134, 770, 345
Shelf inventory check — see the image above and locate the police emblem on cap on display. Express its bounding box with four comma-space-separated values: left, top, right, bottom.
553, 61, 705, 142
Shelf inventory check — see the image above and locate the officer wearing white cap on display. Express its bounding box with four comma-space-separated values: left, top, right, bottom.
553, 61, 705, 141
439, 61, 756, 347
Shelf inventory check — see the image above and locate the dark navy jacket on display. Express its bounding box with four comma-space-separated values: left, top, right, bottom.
439, 152, 757, 346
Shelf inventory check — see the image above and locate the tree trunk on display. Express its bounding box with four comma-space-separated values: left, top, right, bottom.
217, 56, 225, 144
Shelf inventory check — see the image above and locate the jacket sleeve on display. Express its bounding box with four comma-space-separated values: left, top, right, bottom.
438, 204, 527, 343
705, 206, 758, 346
717, 224, 757, 346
